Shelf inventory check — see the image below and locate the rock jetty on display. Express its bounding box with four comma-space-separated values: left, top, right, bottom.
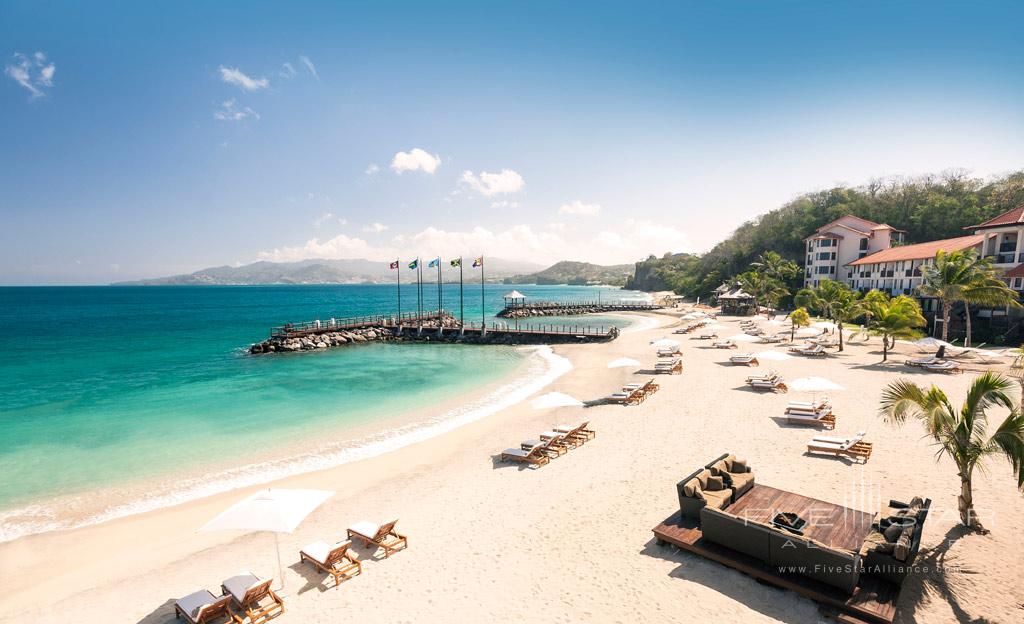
249, 315, 462, 354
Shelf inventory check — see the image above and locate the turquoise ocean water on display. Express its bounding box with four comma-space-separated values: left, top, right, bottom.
0, 284, 642, 541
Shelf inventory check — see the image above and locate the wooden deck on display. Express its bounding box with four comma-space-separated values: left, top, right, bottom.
652, 485, 901, 624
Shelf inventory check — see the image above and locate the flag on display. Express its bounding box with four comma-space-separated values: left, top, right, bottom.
450, 258, 462, 267
428, 258, 440, 268
389, 260, 399, 269
472, 256, 483, 268
408, 259, 418, 269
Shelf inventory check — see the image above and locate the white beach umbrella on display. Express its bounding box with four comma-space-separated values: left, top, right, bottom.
201, 488, 334, 589
680, 312, 702, 320
915, 337, 953, 350
651, 338, 680, 348
812, 321, 837, 330
789, 377, 844, 393
607, 357, 642, 369
531, 391, 584, 409
727, 333, 762, 342
753, 350, 794, 362
794, 327, 822, 338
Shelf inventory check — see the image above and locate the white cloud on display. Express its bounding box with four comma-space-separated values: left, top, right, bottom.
559, 199, 601, 216
4, 52, 55, 98
362, 222, 389, 233
299, 55, 319, 80
460, 169, 525, 196
218, 66, 269, 91
258, 219, 692, 265
279, 62, 297, 78
213, 99, 259, 122
365, 163, 381, 175
490, 200, 519, 209
391, 148, 441, 174
313, 212, 334, 228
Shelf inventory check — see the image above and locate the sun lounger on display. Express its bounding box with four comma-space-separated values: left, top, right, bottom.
713, 340, 736, 349
744, 328, 763, 335
730, 354, 759, 366
924, 361, 962, 374
220, 573, 284, 624
745, 370, 779, 382
554, 421, 595, 442
300, 539, 362, 587
655, 359, 682, 374
697, 333, 717, 340
905, 356, 940, 367
347, 519, 408, 558
789, 343, 827, 356
607, 391, 637, 405
758, 334, 784, 343
806, 431, 873, 462
785, 408, 836, 429
786, 397, 830, 412
501, 443, 551, 466
524, 435, 570, 456
175, 591, 238, 624
657, 348, 681, 357
539, 430, 579, 450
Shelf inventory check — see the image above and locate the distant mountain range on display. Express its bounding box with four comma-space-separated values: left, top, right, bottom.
502, 261, 634, 286
113, 257, 548, 286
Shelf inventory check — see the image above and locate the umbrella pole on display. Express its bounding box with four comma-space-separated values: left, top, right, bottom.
275, 532, 285, 591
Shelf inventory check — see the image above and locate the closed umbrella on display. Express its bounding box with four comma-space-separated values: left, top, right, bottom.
531, 391, 584, 409
607, 357, 642, 369
200, 488, 334, 589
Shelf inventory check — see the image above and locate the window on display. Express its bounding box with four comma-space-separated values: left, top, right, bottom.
859, 238, 868, 250
1015, 278, 1023, 289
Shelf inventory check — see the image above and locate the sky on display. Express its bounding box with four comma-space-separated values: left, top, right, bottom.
2, 1, 1023, 284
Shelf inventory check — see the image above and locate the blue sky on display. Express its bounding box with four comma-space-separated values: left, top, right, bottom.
2, 1, 1023, 284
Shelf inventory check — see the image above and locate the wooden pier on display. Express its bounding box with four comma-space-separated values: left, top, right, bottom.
496, 299, 661, 319
253, 309, 619, 354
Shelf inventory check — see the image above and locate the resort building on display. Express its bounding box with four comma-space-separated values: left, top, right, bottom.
969, 204, 1024, 291
803, 216, 905, 288
845, 235, 984, 298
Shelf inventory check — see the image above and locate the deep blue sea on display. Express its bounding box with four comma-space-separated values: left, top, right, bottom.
0, 283, 643, 541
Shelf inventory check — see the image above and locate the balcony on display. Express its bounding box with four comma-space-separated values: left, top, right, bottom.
999, 242, 1017, 253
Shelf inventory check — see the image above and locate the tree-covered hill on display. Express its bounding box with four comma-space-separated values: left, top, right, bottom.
625, 170, 1024, 296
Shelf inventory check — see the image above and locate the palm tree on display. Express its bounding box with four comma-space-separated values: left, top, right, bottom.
961, 270, 1021, 347
917, 249, 993, 343
789, 307, 810, 342
880, 372, 1024, 531
860, 292, 926, 361
751, 251, 799, 283
794, 280, 862, 351
737, 271, 788, 318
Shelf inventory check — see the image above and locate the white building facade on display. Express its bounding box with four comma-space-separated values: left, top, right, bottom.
803, 215, 905, 288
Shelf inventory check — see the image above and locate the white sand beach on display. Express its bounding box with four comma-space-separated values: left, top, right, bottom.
2, 310, 1022, 623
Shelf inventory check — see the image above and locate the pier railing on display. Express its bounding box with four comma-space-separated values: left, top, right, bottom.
460, 321, 614, 336
271, 309, 446, 338
502, 299, 658, 310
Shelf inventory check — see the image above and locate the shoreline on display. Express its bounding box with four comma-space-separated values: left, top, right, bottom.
0, 343, 571, 544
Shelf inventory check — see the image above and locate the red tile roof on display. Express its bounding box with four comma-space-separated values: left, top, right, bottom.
805, 215, 881, 240
969, 204, 1024, 230
1003, 264, 1024, 279
847, 235, 984, 266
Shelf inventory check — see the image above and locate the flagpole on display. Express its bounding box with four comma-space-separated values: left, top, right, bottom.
417, 259, 422, 318
480, 255, 485, 330
437, 257, 442, 316
397, 258, 401, 321
459, 259, 464, 326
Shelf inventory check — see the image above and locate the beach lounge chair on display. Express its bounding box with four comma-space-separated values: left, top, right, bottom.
789, 343, 827, 356
785, 408, 836, 429
299, 539, 362, 587
746, 370, 779, 382
655, 359, 682, 374
220, 573, 284, 624
347, 519, 408, 558
697, 333, 718, 340
501, 442, 551, 466
924, 361, 962, 374
657, 347, 681, 357
806, 431, 873, 462
174, 591, 238, 624
554, 421, 595, 443
905, 356, 940, 367
729, 354, 758, 366
607, 391, 637, 405
758, 334, 784, 343
786, 397, 830, 413
524, 435, 569, 456
713, 339, 736, 349
744, 328, 763, 335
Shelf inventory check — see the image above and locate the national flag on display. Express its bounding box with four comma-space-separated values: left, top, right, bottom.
450, 258, 462, 267
389, 260, 399, 269
408, 259, 418, 269
428, 257, 440, 268
472, 256, 483, 268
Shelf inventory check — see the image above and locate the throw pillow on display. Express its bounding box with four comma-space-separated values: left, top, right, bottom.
706, 475, 725, 491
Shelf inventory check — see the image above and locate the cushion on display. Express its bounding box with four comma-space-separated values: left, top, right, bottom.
730, 458, 749, 472
894, 526, 914, 561
705, 475, 725, 491
349, 520, 380, 539
176, 590, 219, 621
682, 478, 700, 497
302, 540, 332, 565
860, 530, 895, 557
222, 572, 260, 604
709, 460, 728, 476
695, 469, 711, 489
701, 488, 731, 509
883, 523, 903, 543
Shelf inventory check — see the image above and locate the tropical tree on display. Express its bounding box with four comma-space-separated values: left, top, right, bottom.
917, 249, 1004, 343
961, 270, 1020, 347
794, 279, 862, 351
738, 271, 789, 318
789, 307, 810, 342
751, 251, 800, 283
880, 372, 1024, 531
860, 292, 926, 361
